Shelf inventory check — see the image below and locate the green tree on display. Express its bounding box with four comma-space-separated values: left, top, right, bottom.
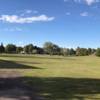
16, 47, 23, 53
5, 44, 16, 53
0, 43, 5, 53
96, 48, 100, 57
76, 47, 81, 56
76, 47, 88, 56
69, 48, 76, 56
91, 49, 96, 54
88, 48, 92, 55
43, 42, 54, 55
28, 44, 34, 54
24, 44, 34, 54
43, 42, 60, 55
61, 48, 70, 56
24, 45, 28, 54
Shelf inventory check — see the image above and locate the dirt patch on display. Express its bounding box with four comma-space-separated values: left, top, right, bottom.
0, 70, 21, 78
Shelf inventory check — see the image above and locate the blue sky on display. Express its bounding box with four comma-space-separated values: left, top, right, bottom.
0, 0, 100, 48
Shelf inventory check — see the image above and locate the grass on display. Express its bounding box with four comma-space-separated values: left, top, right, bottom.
0, 54, 100, 100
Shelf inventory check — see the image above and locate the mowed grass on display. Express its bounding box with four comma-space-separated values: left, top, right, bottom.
0, 54, 100, 78
0, 54, 100, 100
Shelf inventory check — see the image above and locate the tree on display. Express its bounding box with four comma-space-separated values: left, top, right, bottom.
69, 48, 76, 55
24, 44, 34, 54
35, 47, 44, 54
16, 47, 23, 53
43, 42, 60, 55
0, 43, 5, 53
28, 44, 34, 54
43, 42, 53, 55
96, 48, 100, 57
24, 45, 28, 54
91, 49, 96, 54
88, 48, 92, 55
60, 48, 70, 56
5, 44, 16, 53
52, 44, 61, 55
76, 47, 81, 56
76, 47, 88, 56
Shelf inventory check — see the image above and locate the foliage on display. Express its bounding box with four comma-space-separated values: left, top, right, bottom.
96, 48, 100, 57
5, 44, 16, 53
0, 42, 97, 56
16, 47, 23, 53
0, 43, 5, 53
43, 42, 60, 55
24, 44, 34, 54
76, 47, 88, 56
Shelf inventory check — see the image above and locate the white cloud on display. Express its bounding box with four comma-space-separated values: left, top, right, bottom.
0, 15, 55, 24
64, 0, 100, 5
74, 0, 81, 3
64, 0, 68, 2
25, 10, 38, 14
25, 10, 32, 14
4, 27, 22, 32
15, 27, 22, 31
66, 12, 71, 15
80, 12, 89, 16
20, 9, 38, 16
64, 0, 81, 2
85, 0, 97, 5
33, 10, 38, 14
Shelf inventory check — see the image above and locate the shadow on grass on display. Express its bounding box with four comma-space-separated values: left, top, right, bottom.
0, 60, 41, 69
0, 77, 100, 100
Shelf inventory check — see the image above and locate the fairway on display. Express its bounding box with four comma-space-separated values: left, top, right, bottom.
0, 55, 100, 100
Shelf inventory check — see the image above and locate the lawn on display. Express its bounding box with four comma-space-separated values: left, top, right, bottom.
0, 54, 100, 100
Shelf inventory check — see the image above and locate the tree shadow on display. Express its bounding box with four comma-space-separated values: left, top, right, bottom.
0, 77, 100, 100
0, 60, 42, 69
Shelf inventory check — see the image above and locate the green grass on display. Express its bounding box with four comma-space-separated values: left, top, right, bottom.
0, 54, 100, 100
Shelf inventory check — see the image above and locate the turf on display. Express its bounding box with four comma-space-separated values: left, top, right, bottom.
0, 54, 100, 100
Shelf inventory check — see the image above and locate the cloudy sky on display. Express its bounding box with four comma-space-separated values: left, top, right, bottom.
0, 0, 100, 48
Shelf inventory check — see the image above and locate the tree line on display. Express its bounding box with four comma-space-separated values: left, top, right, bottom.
0, 42, 100, 57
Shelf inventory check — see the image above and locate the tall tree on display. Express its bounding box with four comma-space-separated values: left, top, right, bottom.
5, 44, 16, 53
76, 47, 88, 56
88, 48, 92, 55
96, 48, 100, 57
69, 48, 76, 55
43, 42, 60, 55
61, 48, 70, 56
0, 43, 5, 53
28, 44, 34, 54
24, 44, 34, 54
16, 47, 23, 53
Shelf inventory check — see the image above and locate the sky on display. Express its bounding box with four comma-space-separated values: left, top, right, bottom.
0, 0, 100, 48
